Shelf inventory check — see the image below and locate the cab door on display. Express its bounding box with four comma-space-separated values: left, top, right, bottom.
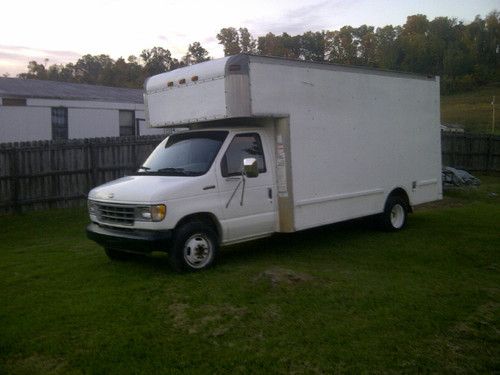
216, 130, 276, 242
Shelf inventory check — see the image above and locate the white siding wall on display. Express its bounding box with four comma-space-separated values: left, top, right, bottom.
0, 106, 51, 142
0, 98, 164, 142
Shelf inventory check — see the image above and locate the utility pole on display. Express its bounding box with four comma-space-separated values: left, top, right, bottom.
492, 96, 496, 134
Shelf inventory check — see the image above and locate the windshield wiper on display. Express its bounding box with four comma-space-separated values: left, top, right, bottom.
157, 167, 186, 173
158, 168, 201, 176
136, 167, 199, 176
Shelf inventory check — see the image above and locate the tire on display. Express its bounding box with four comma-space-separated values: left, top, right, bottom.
380, 196, 408, 231
169, 222, 218, 273
104, 247, 137, 261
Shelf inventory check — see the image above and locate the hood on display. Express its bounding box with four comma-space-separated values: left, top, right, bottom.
88, 174, 215, 203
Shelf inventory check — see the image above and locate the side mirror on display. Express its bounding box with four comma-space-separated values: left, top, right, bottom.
243, 157, 259, 178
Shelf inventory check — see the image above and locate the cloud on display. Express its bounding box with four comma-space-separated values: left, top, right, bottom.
201, 36, 217, 44
0, 45, 82, 75
0, 44, 81, 65
0, 51, 31, 62
158, 31, 189, 43
244, 0, 360, 36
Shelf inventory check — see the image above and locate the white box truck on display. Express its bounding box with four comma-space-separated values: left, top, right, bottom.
87, 54, 442, 272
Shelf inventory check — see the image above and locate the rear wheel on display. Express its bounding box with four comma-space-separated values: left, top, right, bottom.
169, 222, 218, 273
380, 196, 408, 231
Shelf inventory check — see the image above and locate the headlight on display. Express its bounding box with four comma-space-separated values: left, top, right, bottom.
136, 206, 152, 220
135, 204, 166, 222
88, 200, 98, 215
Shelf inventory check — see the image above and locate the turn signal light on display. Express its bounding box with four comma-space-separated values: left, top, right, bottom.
151, 204, 166, 222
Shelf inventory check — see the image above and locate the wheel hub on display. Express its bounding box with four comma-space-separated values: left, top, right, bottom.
390, 204, 405, 229
184, 234, 212, 268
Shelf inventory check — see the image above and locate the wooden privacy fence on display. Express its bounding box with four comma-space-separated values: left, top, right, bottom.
0, 135, 164, 213
441, 133, 500, 172
0, 132, 499, 213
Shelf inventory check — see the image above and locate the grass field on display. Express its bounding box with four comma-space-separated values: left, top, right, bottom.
441, 84, 500, 134
1, 177, 499, 374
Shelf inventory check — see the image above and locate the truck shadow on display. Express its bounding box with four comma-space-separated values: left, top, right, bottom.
106, 216, 381, 272
218, 216, 380, 267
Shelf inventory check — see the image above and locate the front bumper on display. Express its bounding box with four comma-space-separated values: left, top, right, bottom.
86, 223, 173, 253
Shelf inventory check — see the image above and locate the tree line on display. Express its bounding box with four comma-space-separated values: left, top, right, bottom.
17, 42, 210, 88
16, 11, 499, 94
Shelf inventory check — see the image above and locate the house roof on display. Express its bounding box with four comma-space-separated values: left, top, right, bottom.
0, 77, 143, 104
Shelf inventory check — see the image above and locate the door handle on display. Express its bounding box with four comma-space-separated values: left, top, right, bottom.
268, 187, 272, 199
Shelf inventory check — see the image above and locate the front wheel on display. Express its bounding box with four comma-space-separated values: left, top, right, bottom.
169, 222, 218, 272
380, 196, 408, 231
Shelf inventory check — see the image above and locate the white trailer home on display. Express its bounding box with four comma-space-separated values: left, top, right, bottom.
87, 54, 442, 272
0, 78, 165, 143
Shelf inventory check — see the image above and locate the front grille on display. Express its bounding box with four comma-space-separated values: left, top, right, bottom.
96, 203, 135, 226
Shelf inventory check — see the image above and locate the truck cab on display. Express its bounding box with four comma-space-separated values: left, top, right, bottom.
87, 125, 277, 271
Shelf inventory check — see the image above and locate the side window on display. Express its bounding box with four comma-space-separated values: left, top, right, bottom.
51, 107, 68, 140
221, 133, 266, 177
119, 110, 136, 136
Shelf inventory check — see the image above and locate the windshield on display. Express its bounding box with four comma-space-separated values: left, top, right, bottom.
136, 131, 228, 176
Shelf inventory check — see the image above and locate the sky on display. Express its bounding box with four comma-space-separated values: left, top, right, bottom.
0, 0, 497, 76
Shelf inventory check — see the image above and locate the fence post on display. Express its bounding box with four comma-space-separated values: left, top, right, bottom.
465, 133, 472, 170
89, 143, 98, 187
9, 148, 20, 213
133, 141, 138, 170
450, 134, 455, 166
85, 139, 94, 191
486, 134, 492, 173
50, 143, 58, 208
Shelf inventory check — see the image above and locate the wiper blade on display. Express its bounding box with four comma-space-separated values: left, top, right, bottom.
157, 167, 186, 173
136, 167, 199, 176
156, 167, 200, 176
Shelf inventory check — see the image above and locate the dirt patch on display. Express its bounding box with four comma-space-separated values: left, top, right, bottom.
254, 267, 313, 287
426, 297, 500, 373
168, 302, 190, 328
168, 303, 247, 337
4, 354, 79, 375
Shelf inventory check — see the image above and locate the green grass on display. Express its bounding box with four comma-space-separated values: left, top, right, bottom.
441, 84, 500, 134
1, 178, 499, 374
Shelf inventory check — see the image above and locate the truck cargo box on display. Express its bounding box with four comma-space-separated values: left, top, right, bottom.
145, 54, 441, 232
